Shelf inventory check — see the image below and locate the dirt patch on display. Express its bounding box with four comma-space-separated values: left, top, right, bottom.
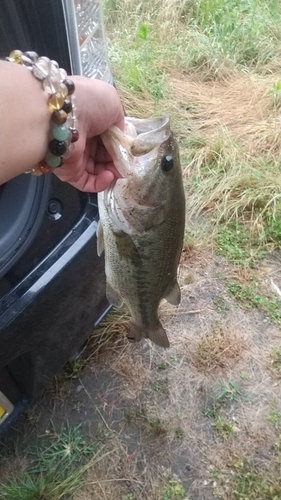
1, 247, 281, 499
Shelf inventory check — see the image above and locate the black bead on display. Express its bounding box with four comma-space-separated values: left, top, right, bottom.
49, 139, 67, 156
63, 78, 75, 95
161, 155, 174, 172
62, 99, 72, 114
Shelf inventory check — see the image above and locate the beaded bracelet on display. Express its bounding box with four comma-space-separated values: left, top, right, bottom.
7, 50, 79, 176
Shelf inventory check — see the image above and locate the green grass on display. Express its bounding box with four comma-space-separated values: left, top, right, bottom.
186, 140, 281, 246
105, 0, 281, 80
162, 480, 186, 499
210, 451, 281, 499
211, 416, 235, 439
0, 423, 105, 500
226, 279, 281, 325
270, 347, 281, 378
216, 221, 267, 267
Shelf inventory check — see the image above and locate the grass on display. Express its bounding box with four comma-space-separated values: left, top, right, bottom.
210, 453, 281, 499
105, 0, 281, 79
162, 480, 187, 499
270, 347, 281, 378
190, 324, 245, 372
0, 423, 108, 500
226, 279, 281, 325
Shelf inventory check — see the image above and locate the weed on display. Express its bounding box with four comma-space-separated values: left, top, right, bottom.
1, 423, 101, 500
169, 355, 180, 363
203, 403, 220, 419
230, 458, 281, 499
267, 410, 281, 430
212, 295, 229, 313
175, 427, 184, 439
212, 416, 235, 439
271, 80, 281, 108
270, 347, 281, 378
154, 377, 169, 397
162, 479, 186, 499
147, 417, 167, 437
157, 362, 169, 370
184, 273, 194, 285
63, 359, 85, 380
267, 401, 281, 430
216, 380, 241, 404
216, 221, 267, 267
182, 232, 195, 253
227, 280, 281, 325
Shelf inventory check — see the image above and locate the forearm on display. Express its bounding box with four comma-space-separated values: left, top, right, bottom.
0, 57, 124, 191
0, 60, 50, 184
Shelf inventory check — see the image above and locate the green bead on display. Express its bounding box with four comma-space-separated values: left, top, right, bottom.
45, 152, 61, 168
53, 124, 69, 141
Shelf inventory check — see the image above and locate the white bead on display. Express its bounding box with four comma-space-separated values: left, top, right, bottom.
32, 57, 51, 79
59, 68, 67, 80
43, 75, 60, 94
50, 64, 61, 82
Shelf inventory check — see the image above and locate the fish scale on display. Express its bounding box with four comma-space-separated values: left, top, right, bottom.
98, 115, 185, 347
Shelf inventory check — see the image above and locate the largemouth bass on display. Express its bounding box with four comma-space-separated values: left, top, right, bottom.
98, 115, 185, 348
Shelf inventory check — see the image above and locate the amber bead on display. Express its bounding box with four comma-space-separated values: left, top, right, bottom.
70, 128, 79, 143
48, 93, 65, 111
63, 79, 75, 95
49, 139, 67, 156
30, 164, 43, 176
9, 49, 22, 63
62, 99, 72, 114
39, 164, 53, 174
52, 109, 67, 125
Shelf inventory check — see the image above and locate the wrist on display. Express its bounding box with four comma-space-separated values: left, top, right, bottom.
0, 51, 79, 183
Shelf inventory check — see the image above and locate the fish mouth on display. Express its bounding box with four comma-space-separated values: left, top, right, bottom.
101, 115, 171, 178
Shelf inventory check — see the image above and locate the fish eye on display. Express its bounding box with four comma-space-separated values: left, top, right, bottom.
161, 155, 174, 172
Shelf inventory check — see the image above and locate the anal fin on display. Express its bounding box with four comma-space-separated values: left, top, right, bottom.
165, 281, 181, 306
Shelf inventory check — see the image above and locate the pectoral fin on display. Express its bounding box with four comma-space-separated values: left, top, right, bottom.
97, 220, 104, 257
165, 281, 181, 306
106, 282, 124, 308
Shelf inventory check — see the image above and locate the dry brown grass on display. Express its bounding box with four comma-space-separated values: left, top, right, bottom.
188, 323, 247, 373
168, 72, 281, 156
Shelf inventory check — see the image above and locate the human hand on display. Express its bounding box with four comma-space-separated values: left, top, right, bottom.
54, 76, 124, 192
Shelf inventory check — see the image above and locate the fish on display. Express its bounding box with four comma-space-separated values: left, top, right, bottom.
97, 115, 185, 348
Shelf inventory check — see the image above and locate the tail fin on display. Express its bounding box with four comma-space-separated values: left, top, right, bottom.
127, 321, 170, 348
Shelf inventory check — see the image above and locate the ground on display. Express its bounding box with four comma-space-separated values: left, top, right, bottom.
1, 69, 281, 500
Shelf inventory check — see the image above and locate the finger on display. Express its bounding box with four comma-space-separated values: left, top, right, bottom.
70, 170, 115, 192
89, 142, 113, 163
